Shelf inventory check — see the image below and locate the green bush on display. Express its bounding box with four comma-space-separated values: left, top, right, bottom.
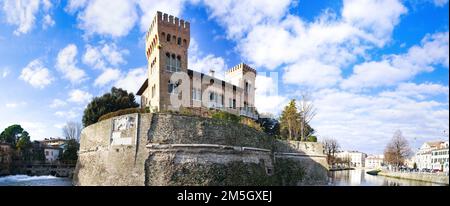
211, 111, 241, 123
98, 107, 149, 122
82, 87, 140, 127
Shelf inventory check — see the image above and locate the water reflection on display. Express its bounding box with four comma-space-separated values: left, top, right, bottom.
328, 169, 446, 186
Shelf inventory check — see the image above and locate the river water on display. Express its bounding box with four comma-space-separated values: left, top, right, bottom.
0, 170, 446, 186
328, 169, 446, 186
0, 175, 72, 186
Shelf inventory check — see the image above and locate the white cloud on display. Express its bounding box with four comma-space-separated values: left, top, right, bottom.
82, 43, 128, 70
1, 68, 10, 78
42, 14, 55, 29
1, 0, 54, 35
66, 0, 88, 13
342, 0, 407, 44
115, 67, 147, 94
255, 74, 288, 115
341, 31, 449, 90
68, 89, 92, 104
188, 38, 228, 80
205, 0, 406, 68
380, 82, 449, 100
94, 68, 121, 87
202, 0, 292, 39
56, 44, 87, 83
136, 0, 187, 32
19, 59, 54, 89
311, 88, 449, 154
50, 99, 67, 108
432, 0, 449, 7
74, 0, 138, 37
54, 110, 79, 119
5, 102, 26, 108
283, 59, 342, 89
2, 0, 40, 35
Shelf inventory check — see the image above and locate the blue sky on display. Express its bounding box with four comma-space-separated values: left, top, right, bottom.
0, 0, 448, 154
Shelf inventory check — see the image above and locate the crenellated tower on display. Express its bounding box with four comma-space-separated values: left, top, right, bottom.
144, 11, 190, 112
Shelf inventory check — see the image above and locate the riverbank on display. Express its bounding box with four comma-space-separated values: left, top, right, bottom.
378, 171, 449, 185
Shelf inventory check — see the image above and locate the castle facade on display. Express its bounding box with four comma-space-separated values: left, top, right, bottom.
137, 11, 258, 119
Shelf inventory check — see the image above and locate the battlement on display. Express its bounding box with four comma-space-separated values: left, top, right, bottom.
148, 11, 190, 34
226, 63, 257, 74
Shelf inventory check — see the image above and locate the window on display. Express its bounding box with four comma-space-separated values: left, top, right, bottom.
166, 53, 171, 71
171, 54, 176, 72
152, 85, 155, 98
209, 92, 214, 101
177, 37, 182, 45
172, 35, 176, 42
176, 56, 181, 71
192, 88, 201, 101
166, 34, 171, 42
183, 39, 187, 46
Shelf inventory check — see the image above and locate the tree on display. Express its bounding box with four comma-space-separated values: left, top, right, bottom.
0, 124, 29, 147
61, 139, 79, 162
323, 138, 340, 166
384, 130, 412, 168
306, 135, 317, 142
298, 92, 317, 141
62, 121, 82, 142
82, 87, 139, 127
279, 100, 302, 140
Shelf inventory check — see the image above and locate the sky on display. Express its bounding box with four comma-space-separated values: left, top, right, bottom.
0, 0, 448, 154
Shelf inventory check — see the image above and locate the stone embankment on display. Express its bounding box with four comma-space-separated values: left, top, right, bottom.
74, 113, 329, 186
378, 171, 449, 185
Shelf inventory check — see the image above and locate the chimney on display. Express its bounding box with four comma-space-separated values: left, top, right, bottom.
209, 69, 215, 77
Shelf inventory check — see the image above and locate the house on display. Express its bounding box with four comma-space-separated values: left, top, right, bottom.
44, 146, 61, 163
137, 11, 258, 119
365, 155, 384, 169
38, 138, 68, 163
412, 141, 445, 170
431, 141, 449, 172
336, 151, 367, 168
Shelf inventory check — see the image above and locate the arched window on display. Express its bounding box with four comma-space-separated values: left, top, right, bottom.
162, 32, 165, 40
176, 56, 181, 71
171, 54, 176, 72
166, 34, 171, 42
183, 39, 187, 46
177, 37, 182, 45
165, 53, 170, 71
172, 35, 176, 43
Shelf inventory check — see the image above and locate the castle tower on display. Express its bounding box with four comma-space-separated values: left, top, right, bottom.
144, 11, 190, 112
225, 63, 257, 116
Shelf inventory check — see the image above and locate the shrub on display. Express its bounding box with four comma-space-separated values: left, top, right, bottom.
82, 87, 140, 127
98, 107, 149, 122
211, 111, 241, 123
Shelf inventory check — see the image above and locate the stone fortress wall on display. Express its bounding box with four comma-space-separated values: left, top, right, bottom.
73, 113, 328, 186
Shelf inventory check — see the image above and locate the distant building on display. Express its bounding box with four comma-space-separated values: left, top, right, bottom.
431, 141, 449, 172
336, 151, 367, 168
44, 146, 61, 163
365, 155, 384, 169
39, 137, 68, 148
413, 141, 446, 170
39, 138, 68, 163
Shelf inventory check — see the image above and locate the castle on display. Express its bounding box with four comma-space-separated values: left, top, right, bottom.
136, 11, 258, 119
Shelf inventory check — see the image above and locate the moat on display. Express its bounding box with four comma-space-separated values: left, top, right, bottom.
1, 169, 446, 186
328, 169, 446, 186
